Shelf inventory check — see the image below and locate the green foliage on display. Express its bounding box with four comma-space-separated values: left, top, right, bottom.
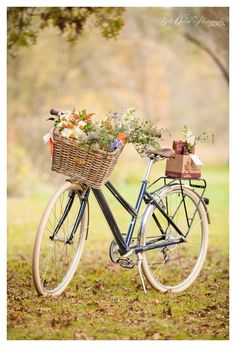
7, 8, 38, 50
94, 7, 125, 39
7, 7, 125, 53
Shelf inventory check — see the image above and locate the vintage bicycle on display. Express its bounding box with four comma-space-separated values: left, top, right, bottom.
32, 109, 210, 296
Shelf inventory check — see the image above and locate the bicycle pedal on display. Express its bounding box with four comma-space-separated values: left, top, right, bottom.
118, 258, 135, 269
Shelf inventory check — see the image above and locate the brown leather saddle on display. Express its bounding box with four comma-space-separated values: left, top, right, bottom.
147, 148, 175, 159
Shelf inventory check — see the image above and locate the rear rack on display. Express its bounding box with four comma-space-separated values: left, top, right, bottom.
148, 176, 207, 194
146, 176, 209, 235
147, 176, 208, 217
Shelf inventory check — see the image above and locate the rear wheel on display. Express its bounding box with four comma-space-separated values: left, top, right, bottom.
32, 181, 88, 296
140, 185, 208, 292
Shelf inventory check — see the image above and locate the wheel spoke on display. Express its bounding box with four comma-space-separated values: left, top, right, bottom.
34, 184, 87, 294
142, 186, 208, 291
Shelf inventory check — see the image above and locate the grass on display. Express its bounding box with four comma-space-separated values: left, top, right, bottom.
7, 164, 229, 340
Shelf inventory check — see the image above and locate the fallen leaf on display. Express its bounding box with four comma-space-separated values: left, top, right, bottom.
152, 332, 161, 339
162, 306, 172, 317
74, 330, 90, 340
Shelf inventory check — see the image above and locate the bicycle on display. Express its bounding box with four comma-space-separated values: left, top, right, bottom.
32, 109, 210, 296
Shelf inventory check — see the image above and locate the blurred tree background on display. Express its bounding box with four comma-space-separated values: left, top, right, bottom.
7, 7, 229, 196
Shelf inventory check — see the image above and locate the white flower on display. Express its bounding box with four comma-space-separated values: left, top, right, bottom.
61, 128, 75, 138
126, 107, 136, 114
77, 132, 88, 143
182, 126, 196, 146
183, 128, 192, 138
60, 113, 73, 122
121, 107, 136, 120
77, 121, 86, 129
188, 135, 196, 146
73, 126, 84, 138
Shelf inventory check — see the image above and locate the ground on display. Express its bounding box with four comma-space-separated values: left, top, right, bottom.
7, 164, 229, 340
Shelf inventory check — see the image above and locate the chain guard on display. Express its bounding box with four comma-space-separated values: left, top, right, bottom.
109, 239, 135, 268
109, 239, 120, 263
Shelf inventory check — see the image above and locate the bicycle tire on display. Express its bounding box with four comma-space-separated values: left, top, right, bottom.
32, 181, 88, 296
140, 184, 208, 292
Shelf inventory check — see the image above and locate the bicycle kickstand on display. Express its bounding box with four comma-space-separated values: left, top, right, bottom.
137, 253, 147, 294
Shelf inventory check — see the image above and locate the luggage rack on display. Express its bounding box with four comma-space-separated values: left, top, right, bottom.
147, 176, 208, 205
145, 175, 210, 233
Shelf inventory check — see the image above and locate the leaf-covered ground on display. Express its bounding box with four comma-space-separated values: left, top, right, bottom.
7, 165, 229, 340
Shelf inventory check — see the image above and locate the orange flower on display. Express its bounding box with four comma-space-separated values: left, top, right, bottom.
118, 132, 126, 142
72, 114, 79, 120
104, 120, 113, 131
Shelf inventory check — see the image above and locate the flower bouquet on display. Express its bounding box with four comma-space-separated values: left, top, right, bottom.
46, 107, 162, 188
165, 126, 214, 179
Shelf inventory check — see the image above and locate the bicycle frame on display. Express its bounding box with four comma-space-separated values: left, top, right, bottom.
92, 158, 187, 255
50, 158, 207, 256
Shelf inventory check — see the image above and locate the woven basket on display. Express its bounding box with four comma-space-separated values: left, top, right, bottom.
51, 132, 123, 189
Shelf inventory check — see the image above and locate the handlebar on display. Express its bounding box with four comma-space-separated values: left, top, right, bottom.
50, 109, 65, 116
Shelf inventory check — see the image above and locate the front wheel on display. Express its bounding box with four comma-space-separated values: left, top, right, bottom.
32, 181, 88, 296
140, 185, 208, 292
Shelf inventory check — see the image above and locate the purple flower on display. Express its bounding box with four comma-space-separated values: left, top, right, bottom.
110, 139, 123, 151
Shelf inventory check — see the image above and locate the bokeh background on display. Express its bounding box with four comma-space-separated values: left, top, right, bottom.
7, 7, 228, 196
7, 7, 229, 340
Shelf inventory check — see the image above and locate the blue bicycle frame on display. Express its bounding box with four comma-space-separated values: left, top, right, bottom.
50, 158, 207, 256
92, 158, 186, 255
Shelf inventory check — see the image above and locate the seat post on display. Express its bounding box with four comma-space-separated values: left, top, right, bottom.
143, 158, 154, 182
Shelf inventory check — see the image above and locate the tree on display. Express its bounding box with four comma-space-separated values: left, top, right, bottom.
172, 7, 229, 83
7, 7, 125, 53
8, 7, 229, 84
132, 7, 229, 84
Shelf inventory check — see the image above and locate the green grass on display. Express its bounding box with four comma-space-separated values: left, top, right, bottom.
7, 164, 229, 340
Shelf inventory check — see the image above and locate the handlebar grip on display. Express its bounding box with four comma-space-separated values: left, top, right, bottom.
50, 109, 60, 116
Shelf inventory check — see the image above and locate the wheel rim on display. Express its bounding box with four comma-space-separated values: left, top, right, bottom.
143, 187, 207, 290
38, 187, 86, 294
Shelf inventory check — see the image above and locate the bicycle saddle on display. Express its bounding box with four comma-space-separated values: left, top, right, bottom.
147, 148, 175, 158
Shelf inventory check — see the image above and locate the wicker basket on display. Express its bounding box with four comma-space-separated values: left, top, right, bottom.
51, 132, 123, 189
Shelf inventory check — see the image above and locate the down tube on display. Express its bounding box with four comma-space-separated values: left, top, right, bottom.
92, 188, 128, 255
